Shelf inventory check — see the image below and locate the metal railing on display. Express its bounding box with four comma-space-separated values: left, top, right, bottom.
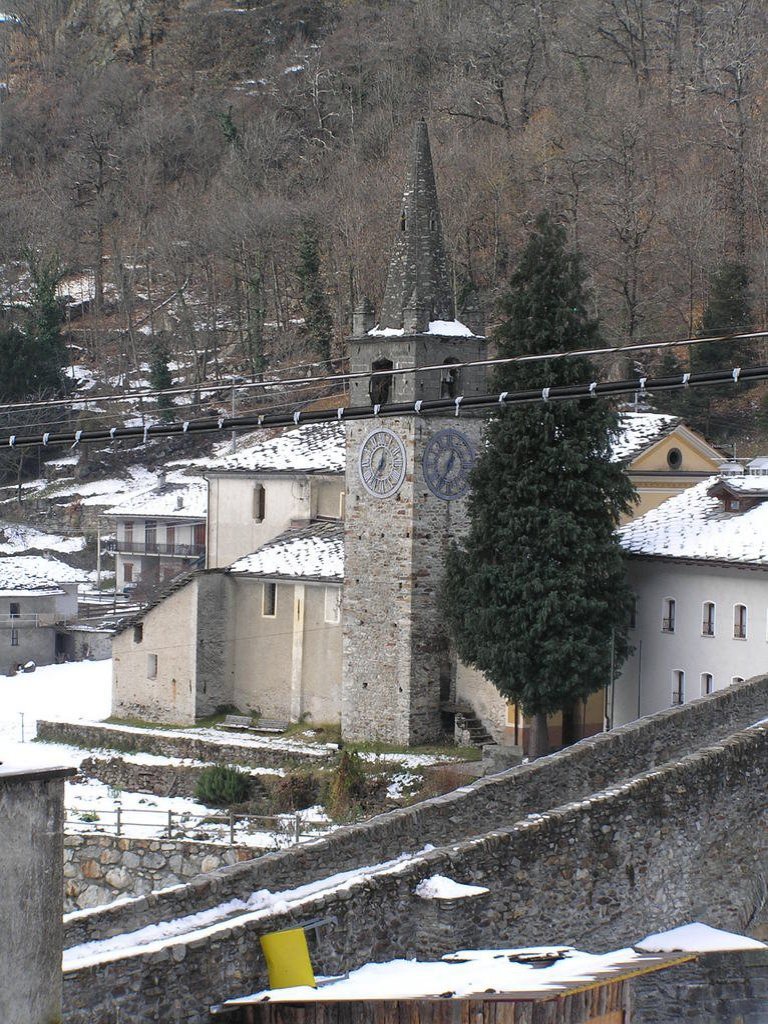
65, 804, 326, 847
112, 540, 206, 557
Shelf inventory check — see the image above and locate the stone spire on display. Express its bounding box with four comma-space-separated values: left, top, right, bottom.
378, 120, 455, 333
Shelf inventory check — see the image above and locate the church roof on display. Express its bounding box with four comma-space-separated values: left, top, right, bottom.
609, 411, 682, 463
377, 120, 455, 333
228, 521, 344, 582
201, 422, 345, 476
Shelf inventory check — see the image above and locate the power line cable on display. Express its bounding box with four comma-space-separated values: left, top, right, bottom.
1, 327, 765, 414
0, 362, 763, 451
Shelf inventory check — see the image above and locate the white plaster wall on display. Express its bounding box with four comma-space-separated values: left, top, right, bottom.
614, 559, 768, 725
231, 579, 293, 718
300, 584, 342, 725
311, 478, 345, 519
206, 476, 312, 568
112, 581, 198, 724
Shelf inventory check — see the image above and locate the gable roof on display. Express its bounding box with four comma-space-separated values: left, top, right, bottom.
618, 475, 768, 566
103, 481, 208, 519
201, 422, 345, 476
0, 555, 86, 595
610, 412, 682, 463
228, 521, 343, 583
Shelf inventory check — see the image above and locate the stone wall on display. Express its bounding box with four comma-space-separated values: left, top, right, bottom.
62, 721, 768, 1024
63, 672, 768, 949
0, 765, 74, 1024
37, 719, 327, 770
79, 754, 275, 800
64, 833, 257, 911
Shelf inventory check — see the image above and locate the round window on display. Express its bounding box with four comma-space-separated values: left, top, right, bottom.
667, 447, 683, 469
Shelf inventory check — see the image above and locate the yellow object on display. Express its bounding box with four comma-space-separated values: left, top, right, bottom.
260, 927, 316, 989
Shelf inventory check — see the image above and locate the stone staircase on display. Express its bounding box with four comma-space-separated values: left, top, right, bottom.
444, 702, 495, 748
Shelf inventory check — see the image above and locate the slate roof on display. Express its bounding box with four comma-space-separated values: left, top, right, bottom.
228, 521, 344, 582
104, 481, 208, 519
610, 412, 681, 463
0, 555, 86, 595
618, 475, 768, 565
202, 422, 345, 475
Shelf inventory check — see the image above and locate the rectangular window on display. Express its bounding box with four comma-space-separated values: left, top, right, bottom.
124, 562, 134, 583
253, 484, 266, 522
701, 673, 714, 696
702, 602, 715, 636
124, 521, 133, 543
166, 525, 176, 551
672, 670, 685, 706
9, 602, 20, 619
662, 598, 676, 633
324, 586, 341, 624
146, 653, 158, 679
732, 676, 745, 685
262, 582, 277, 617
133, 623, 143, 644
10, 628, 18, 647
145, 520, 157, 551
734, 604, 747, 639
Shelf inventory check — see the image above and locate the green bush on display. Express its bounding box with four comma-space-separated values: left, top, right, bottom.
195, 765, 251, 807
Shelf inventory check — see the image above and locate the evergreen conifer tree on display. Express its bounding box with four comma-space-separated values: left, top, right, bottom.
442, 212, 635, 757
296, 225, 334, 364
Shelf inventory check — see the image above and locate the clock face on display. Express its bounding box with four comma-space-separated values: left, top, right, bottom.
359, 428, 407, 498
422, 428, 475, 500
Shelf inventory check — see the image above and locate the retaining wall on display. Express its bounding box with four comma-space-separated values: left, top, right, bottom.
62, 722, 768, 1023
78, 755, 276, 800
64, 834, 258, 912
63, 673, 768, 949
37, 719, 328, 769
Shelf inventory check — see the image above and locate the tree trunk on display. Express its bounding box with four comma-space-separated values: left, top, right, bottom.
527, 711, 550, 760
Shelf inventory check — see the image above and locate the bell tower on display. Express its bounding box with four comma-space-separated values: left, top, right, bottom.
341, 121, 488, 745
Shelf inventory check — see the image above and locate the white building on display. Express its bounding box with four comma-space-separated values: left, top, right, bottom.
614, 462, 768, 725
104, 480, 207, 595
0, 556, 84, 672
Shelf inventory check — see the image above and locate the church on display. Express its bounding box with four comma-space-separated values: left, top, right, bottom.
112, 122, 725, 751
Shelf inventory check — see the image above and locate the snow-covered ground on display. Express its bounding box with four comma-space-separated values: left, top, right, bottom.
0, 661, 329, 848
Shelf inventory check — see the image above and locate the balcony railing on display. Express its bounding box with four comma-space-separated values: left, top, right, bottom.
702, 620, 715, 636
734, 624, 747, 639
113, 541, 206, 557
662, 617, 675, 633
0, 613, 73, 628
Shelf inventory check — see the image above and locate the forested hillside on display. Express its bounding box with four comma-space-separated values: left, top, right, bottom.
0, 0, 767, 442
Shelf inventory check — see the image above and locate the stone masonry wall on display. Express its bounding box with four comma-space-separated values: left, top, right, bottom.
63, 672, 768, 949
79, 755, 275, 800
62, 722, 768, 1024
64, 833, 257, 912
37, 719, 326, 770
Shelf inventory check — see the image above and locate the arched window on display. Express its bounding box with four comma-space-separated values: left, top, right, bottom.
701, 673, 714, 696
440, 357, 461, 398
662, 597, 676, 633
369, 358, 394, 407
672, 670, 685, 706
734, 604, 747, 639
702, 602, 715, 636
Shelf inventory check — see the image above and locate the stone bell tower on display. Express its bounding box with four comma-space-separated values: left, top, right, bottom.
341, 120, 488, 746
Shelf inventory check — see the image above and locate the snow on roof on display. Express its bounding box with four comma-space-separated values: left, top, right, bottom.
202, 422, 345, 475
229, 521, 343, 582
636, 922, 766, 954
610, 411, 681, 463
367, 319, 475, 338
618, 476, 768, 565
104, 481, 207, 519
0, 555, 85, 594
226, 945, 687, 1004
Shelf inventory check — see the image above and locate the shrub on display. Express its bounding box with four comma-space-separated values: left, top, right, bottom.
271, 770, 321, 812
195, 765, 251, 807
325, 750, 369, 820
